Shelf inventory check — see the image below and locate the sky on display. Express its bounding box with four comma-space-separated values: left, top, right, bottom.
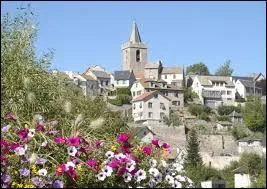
1, 1, 266, 76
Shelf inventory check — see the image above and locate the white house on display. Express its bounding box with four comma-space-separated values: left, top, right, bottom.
191, 75, 236, 108
201, 180, 226, 188
237, 137, 264, 155
234, 79, 262, 100
113, 70, 136, 88
161, 67, 184, 87
233, 167, 251, 188
131, 91, 170, 123
64, 71, 88, 96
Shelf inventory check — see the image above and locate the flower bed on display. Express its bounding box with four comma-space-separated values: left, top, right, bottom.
1, 113, 193, 188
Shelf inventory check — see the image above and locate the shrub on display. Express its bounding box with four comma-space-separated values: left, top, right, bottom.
183, 87, 199, 104
217, 115, 231, 122
116, 88, 131, 95
108, 98, 123, 106
188, 104, 203, 116
231, 125, 248, 140
199, 112, 210, 122
217, 105, 241, 116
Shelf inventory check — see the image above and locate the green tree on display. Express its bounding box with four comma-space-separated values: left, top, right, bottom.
183, 87, 198, 104
215, 59, 234, 76
239, 152, 264, 176
242, 97, 266, 132
186, 62, 210, 75
184, 129, 203, 169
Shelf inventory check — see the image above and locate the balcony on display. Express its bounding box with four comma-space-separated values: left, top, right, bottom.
202, 90, 222, 98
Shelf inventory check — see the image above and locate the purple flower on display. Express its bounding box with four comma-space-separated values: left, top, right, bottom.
86, 160, 98, 167
1, 125, 11, 133
67, 137, 80, 147
17, 128, 29, 141
36, 123, 45, 132
14, 146, 26, 156
36, 158, 47, 165
1, 174, 10, 183
6, 113, 17, 121
19, 168, 30, 177
142, 145, 152, 156
116, 133, 129, 143
31, 177, 45, 187
52, 180, 64, 188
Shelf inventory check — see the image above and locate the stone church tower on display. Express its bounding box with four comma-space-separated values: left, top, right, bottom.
121, 22, 148, 75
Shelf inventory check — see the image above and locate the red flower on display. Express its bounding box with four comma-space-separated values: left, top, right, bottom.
36, 123, 45, 132
116, 133, 129, 143
130, 168, 138, 175
142, 145, 152, 155
66, 166, 77, 181
6, 113, 17, 121
54, 136, 65, 144
108, 160, 119, 168
0, 139, 8, 148
55, 164, 66, 176
17, 128, 29, 141
67, 137, 80, 147
117, 166, 126, 176
86, 160, 98, 168
151, 138, 160, 147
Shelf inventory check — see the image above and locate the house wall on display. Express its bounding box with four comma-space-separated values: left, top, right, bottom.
201, 181, 212, 188
161, 73, 183, 85
234, 174, 251, 188
144, 68, 159, 80
114, 80, 130, 88
86, 80, 99, 96
131, 81, 145, 98
159, 90, 184, 108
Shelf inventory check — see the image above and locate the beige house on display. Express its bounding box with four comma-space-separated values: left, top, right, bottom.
132, 91, 170, 123
191, 75, 236, 108
131, 78, 184, 108
144, 61, 163, 80
161, 67, 184, 87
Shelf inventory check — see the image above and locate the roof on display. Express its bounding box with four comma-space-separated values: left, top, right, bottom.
129, 22, 141, 43
82, 74, 96, 81
135, 72, 145, 79
232, 76, 254, 81
239, 79, 262, 89
132, 91, 171, 102
162, 67, 183, 74
196, 75, 235, 87
114, 71, 131, 80
139, 78, 183, 90
145, 62, 161, 69
91, 70, 110, 79
134, 126, 156, 136
228, 110, 242, 117
237, 137, 263, 142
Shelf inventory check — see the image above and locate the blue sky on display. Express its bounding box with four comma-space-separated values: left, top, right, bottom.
2, 1, 266, 76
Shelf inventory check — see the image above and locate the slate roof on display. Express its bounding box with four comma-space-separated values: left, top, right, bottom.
196, 75, 235, 87
239, 79, 262, 89
139, 78, 183, 90
162, 67, 183, 74
91, 70, 110, 79
237, 137, 263, 142
114, 71, 131, 80
132, 91, 171, 102
231, 76, 254, 81
228, 110, 242, 118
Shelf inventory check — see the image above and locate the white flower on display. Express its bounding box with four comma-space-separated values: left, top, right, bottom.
134, 169, 146, 182
38, 168, 47, 176
126, 160, 136, 172
149, 159, 157, 168
165, 175, 174, 185
172, 180, 182, 188
65, 161, 75, 171
28, 129, 35, 138
105, 151, 114, 159
67, 146, 77, 157
1, 125, 11, 132
29, 153, 38, 163
173, 163, 184, 172
101, 166, 113, 177
153, 172, 162, 183
97, 172, 106, 181
160, 160, 168, 168
14, 146, 26, 156
115, 153, 126, 160
41, 140, 48, 147
123, 172, 132, 183
148, 167, 160, 177
148, 180, 156, 188
164, 168, 172, 175
175, 175, 186, 182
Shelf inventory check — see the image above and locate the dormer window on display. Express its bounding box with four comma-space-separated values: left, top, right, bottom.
136, 50, 140, 62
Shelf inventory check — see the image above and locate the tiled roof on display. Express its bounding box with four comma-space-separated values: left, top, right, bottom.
132, 91, 171, 102
162, 67, 183, 74
91, 70, 110, 79
232, 76, 254, 81
114, 71, 131, 80
239, 79, 262, 89
145, 62, 161, 69
196, 75, 235, 87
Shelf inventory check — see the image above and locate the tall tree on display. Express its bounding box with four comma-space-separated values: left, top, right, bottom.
215, 60, 234, 76
186, 62, 210, 75
184, 129, 203, 168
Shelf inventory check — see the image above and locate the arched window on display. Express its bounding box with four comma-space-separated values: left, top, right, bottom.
136, 50, 140, 62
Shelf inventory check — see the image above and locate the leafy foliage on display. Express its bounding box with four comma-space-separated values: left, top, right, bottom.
183, 87, 198, 104
217, 105, 241, 116
217, 115, 231, 122
239, 152, 264, 176
214, 60, 234, 76
163, 110, 181, 127
188, 104, 211, 121
186, 62, 210, 75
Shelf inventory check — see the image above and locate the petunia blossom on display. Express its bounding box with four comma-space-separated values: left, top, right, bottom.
86, 160, 98, 167
67, 136, 80, 147
108, 160, 119, 168
17, 128, 29, 141
142, 145, 152, 155
36, 123, 45, 132
19, 168, 30, 177
54, 136, 65, 144
1, 125, 11, 133
151, 138, 160, 147
52, 180, 64, 188
67, 146, 78, 157
116, 133, 129, 143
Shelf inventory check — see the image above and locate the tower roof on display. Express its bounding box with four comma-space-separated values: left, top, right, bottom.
129, 21, 142, 43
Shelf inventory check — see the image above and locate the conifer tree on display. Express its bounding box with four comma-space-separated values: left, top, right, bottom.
184, 128, 203, 168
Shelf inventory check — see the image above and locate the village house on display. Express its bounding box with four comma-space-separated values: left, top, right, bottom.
234, 79, 262, 100
237, 137, 265, 156
112, 70, 136, 88
131, 91, 170, 124
131, 78, 184, 108
161, 66, 184, 87
233, 167, 251, 188
144, 61, 163, 80
64, 71, 89, 96
215, 121, 232, 132
191, 75, 236, 108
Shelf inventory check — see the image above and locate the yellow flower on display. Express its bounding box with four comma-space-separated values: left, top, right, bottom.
111, 145, 117, 151
133, 148, 138, 154
99, 163, 105, 169
77, 164, 82, 171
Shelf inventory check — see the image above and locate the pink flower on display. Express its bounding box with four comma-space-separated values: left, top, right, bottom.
86, 160, 98, 167
17, 128, 29, 141
54, 136, 66, 144
66, 166, 77, 181
142, 145, 152, 156
95, 140, 102, 148
10, 142, 20, 150
120, 143, 131, 154
151, 138, 160, 147
117, 167, 126, 176
6, 113, 17, 121
119, 158, 128, 164
55, 164, 66, 176
130, 168, 138, 175
108, 160, 119, 168
67, 137, 80, 147
162, 143, 170, 149
117, 133, 130, 143
36, 123, 45, 132
0, 139, 8, 148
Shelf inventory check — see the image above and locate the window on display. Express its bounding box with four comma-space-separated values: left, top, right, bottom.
160, 103, 165, 110
106, 81, 108, 86
133, 104, 136, 109
165, 75, 167, 79
137, 91, 141, 95
160, 112, 165, 119
139, 102, 142, 108
154, 93, 158, 98
178, 101, 180, 106
133, 92, 136, 96
165, 91, 168, 96
116, 81, 119, 85
172, 101, 178, 106
173, 74, 176, 79
135, 83, 138, 87
221, 91, 226, 95
101, 81, 104, 86
136, 50, 140, 62
148, 102, 152, 108
227, 91, 231, 95
175, 92, 178, 97
148, 112, 153, 118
